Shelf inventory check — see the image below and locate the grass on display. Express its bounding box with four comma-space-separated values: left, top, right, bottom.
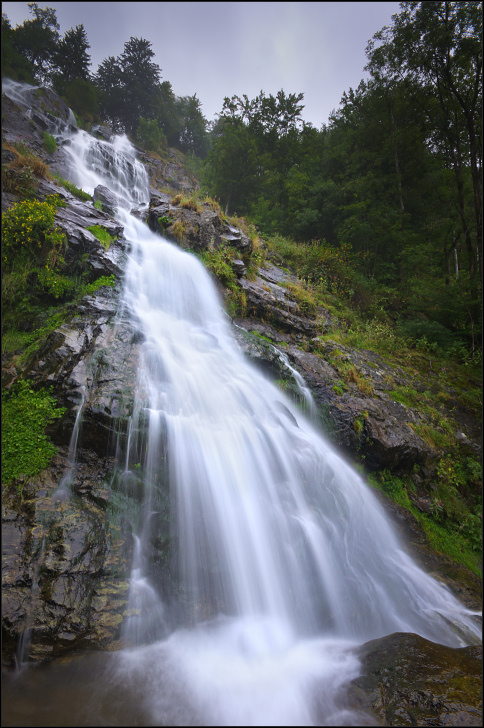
53, 173, 92, 201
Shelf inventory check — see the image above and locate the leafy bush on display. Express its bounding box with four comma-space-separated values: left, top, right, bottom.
136, 117, 167, 152
42, 131, 57, 154
86, 224, 115, 250
398, 319, 455, 351
200, 245, 237, 288
2, 380, 65, 486
2, 198, 65, 269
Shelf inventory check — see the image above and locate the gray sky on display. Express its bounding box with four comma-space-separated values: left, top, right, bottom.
3, 1, 401, 128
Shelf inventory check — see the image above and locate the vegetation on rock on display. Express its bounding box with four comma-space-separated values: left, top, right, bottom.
2, 379, 65, 487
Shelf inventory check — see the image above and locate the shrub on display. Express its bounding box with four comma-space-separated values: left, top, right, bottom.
86, 224, 115, 250
42, 131, 57, 154
171, 219, 186, 243
2, 380, 65, 487
136, 117, 167, 153
2, 198, 65, 270
200, 245, 237, 288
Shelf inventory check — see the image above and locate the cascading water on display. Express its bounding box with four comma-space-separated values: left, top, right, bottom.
3, 80, 481, 725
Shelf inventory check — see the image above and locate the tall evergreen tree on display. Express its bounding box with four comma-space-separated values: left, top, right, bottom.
95, 38, 161, 136
54, 24, 91, 83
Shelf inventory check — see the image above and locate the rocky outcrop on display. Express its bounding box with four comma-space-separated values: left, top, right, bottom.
2, 447, 132, 664
147, 193, 253, 254
346, 632, 482, 726
138, 147, 198, 194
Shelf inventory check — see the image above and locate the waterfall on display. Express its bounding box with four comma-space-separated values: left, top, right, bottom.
3, 80, 481, 725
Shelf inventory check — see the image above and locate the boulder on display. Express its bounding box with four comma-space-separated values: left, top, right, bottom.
93, 185, 119, 218
346, 632, 482, 726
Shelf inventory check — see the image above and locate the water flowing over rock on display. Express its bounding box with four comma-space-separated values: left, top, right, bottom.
1, 79, 481, 727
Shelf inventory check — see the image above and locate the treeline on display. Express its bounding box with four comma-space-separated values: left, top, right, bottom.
1, 3, 208, 157
2, 2, 482, 356
202, 1, 482, 356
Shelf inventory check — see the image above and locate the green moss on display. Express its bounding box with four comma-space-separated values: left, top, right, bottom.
2, 379, 65, 487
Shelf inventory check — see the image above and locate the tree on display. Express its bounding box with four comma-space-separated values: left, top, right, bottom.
95, 55, 125, 131
95, 37, 161, 136
11, 2, 60, 84
1, 13, 35, 82
366, 1, 482, 280
202, 116, 258, 214
53, 24, 91, 84
176, 94, 208, 158
119, 37, 162, 135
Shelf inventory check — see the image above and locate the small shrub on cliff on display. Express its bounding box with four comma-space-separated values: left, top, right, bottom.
2, 380, 65, 487
171, 219, 186, 244
200, 245, 236, 288
86, 224, 115, 250
2, 198, 65, 270
2, 142, 50, 197
42, 131, 57, 154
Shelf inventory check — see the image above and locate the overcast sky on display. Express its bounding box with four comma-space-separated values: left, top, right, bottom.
3, 1, 401, 128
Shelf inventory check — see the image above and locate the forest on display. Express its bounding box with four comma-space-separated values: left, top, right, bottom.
2, 1, 482, 362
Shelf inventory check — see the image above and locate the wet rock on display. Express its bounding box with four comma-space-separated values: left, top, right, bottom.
346, 632, 482, 726
139, 150, 197, 193
1, 450, 132, 666
222, 225, 252, 254
93, 185, 119, 217
90, 123, 112, 141
232, 259, 246, 278
238, 267, 319, 339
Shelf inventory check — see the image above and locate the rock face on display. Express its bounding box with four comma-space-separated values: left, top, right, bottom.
138, 147, 198, 194
346, 632, 482, 726
147, 194, 253, 253
2, 447, 132, 664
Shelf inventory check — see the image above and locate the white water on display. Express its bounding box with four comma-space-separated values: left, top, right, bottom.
3, 79, 481, 725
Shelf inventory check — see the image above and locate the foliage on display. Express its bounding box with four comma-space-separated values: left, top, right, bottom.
10, 2, 60, 84
2, 198, 65, 269
52, 23, 90, 84
86, 224, 115, 250
199, 245, 237, 289
58, 78, 99, 124
171, 220, 186, 244
368, 469, 481, 575
136, 117, 167, 153
95, 37, 161, 136
2, 379, 65, 486
52, 173, 92, 201
79, 274, 116, 297
1, 12, 36, 82
42, 131, 57, 154
2, 142, 50, 197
